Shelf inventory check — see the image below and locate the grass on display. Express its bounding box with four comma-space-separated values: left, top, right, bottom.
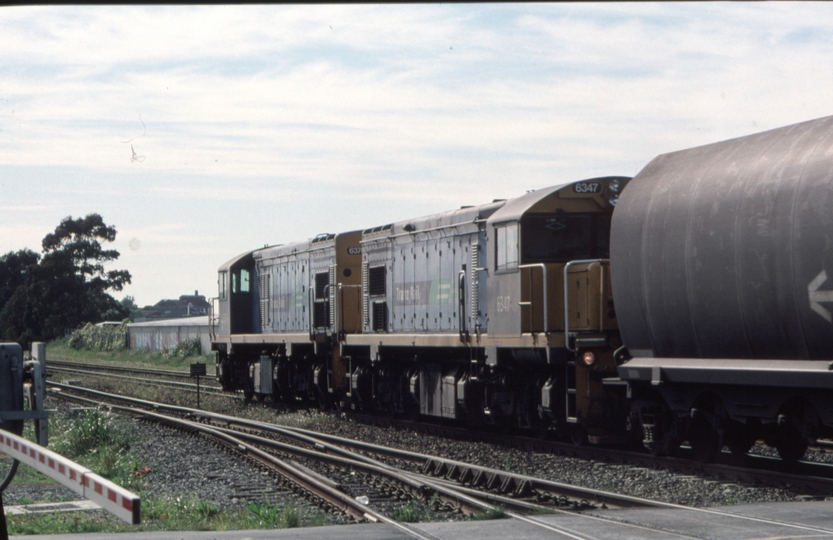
471, 505, 508, 520
7, 499, 329, 535
47, 339, 215, 372
5, 398, 333, 535
392, 500, 427, 523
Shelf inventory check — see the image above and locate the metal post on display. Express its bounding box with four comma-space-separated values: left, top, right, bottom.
190, 363, 206, 409
1, 492, 8, 540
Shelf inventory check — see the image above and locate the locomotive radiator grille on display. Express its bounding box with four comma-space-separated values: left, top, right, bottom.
470, 245, 479, 324
362, 262, 369, 326
313, 271, 330, 330
368, 265, 387, 332
259, 272, 270, 328
329, 265, 336, 328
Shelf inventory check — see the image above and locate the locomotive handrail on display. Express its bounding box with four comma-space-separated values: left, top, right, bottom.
518, 263, 548, 337
208, 297, 219, 342
563, 259, 605, 352
458, 270, 467, 340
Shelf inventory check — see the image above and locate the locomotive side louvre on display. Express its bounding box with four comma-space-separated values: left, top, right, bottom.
359, 203, 501, 337
256, 240, 311, 335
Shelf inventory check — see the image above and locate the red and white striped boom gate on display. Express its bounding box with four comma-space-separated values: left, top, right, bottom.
0, 429, 140, 524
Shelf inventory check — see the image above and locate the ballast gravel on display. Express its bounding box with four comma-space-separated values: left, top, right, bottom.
2, 393, 817, 526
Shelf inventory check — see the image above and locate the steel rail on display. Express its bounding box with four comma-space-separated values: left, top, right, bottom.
47, 365, 226, 393
47, 360, 214, 379
51, 383, 649, 511
46, 360, 203, 379
49, 382, 833, 538
49, 387, 605, 540
48, 389, 439, 540
50, 384, 510, 516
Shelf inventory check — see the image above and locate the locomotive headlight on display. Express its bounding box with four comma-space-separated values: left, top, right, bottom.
609, 179, 620, 192
582, 351, 596, 366
608, 195, 619, 207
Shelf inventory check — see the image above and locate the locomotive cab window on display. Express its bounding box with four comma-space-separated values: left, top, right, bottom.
495, 222, 519, 272
521, 214, 611, 263
232, 268, 251, 294
219, 271, 228, 299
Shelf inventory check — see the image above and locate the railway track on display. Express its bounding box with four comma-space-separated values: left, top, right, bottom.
46, 381, 833, 539
47, 381, 705, 539
47, 359, 214, 379
43, 359, 833, 494
346, 412, 833, 497
46, 360, 233, 399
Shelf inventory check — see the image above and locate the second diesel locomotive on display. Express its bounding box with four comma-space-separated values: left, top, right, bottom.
212, 176, 630, 443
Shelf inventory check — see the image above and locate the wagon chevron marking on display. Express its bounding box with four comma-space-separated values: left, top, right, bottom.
808, 270, 833, 323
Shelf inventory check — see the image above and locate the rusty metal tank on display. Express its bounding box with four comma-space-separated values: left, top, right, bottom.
611, 115, 833, 360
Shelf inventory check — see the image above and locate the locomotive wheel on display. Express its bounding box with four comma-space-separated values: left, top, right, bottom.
570, 424, 588, 446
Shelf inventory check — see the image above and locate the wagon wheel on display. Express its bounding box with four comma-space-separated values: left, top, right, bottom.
770, 423, 808, 462
688, 416, 721, 463
724, 425, 756, 457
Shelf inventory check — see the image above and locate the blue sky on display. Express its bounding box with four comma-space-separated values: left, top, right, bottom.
2, 4, 833, 307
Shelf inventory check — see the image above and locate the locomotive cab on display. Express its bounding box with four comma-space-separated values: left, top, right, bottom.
485, 176, 630, 440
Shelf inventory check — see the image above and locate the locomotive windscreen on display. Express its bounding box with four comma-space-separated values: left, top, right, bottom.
521, 214, 611, 264
610, 115, 833, 360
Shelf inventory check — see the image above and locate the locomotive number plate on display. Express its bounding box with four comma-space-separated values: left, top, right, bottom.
573, 182, 601, 194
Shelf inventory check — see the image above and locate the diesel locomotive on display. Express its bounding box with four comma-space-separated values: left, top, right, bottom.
212, 176, 630, 444
211, 114, 833, 462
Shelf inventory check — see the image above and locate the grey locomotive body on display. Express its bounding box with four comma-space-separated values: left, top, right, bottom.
212, 177, 628, 441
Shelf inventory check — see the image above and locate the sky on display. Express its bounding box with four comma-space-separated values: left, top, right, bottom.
2, 3, 833, 308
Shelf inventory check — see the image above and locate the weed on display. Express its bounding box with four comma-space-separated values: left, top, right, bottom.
143, 496, 220, 531
49, 408, 144, 490
392, 500, 424, 523
246, 502, 302, 529
471, 505, 507, 520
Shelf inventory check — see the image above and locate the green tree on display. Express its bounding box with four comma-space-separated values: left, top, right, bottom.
0, 249, 40, 309
0, 214, 131, 343
120, 295, 143, 322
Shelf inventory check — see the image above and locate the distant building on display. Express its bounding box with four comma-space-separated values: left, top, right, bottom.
139, 291, 210, 320
128, 315, 210, 355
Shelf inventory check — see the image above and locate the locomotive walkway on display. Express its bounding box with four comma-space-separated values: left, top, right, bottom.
13, 499, 833, 539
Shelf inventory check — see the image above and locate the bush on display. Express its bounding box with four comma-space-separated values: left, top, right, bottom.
67, 320, 129, 351
164, 337, 203, 360
50, 408, 143, 489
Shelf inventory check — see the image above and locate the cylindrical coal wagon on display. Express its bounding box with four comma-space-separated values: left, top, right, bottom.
612, 115, 833, 361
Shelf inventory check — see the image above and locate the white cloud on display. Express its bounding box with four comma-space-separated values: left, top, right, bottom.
3, 3, 833, 306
